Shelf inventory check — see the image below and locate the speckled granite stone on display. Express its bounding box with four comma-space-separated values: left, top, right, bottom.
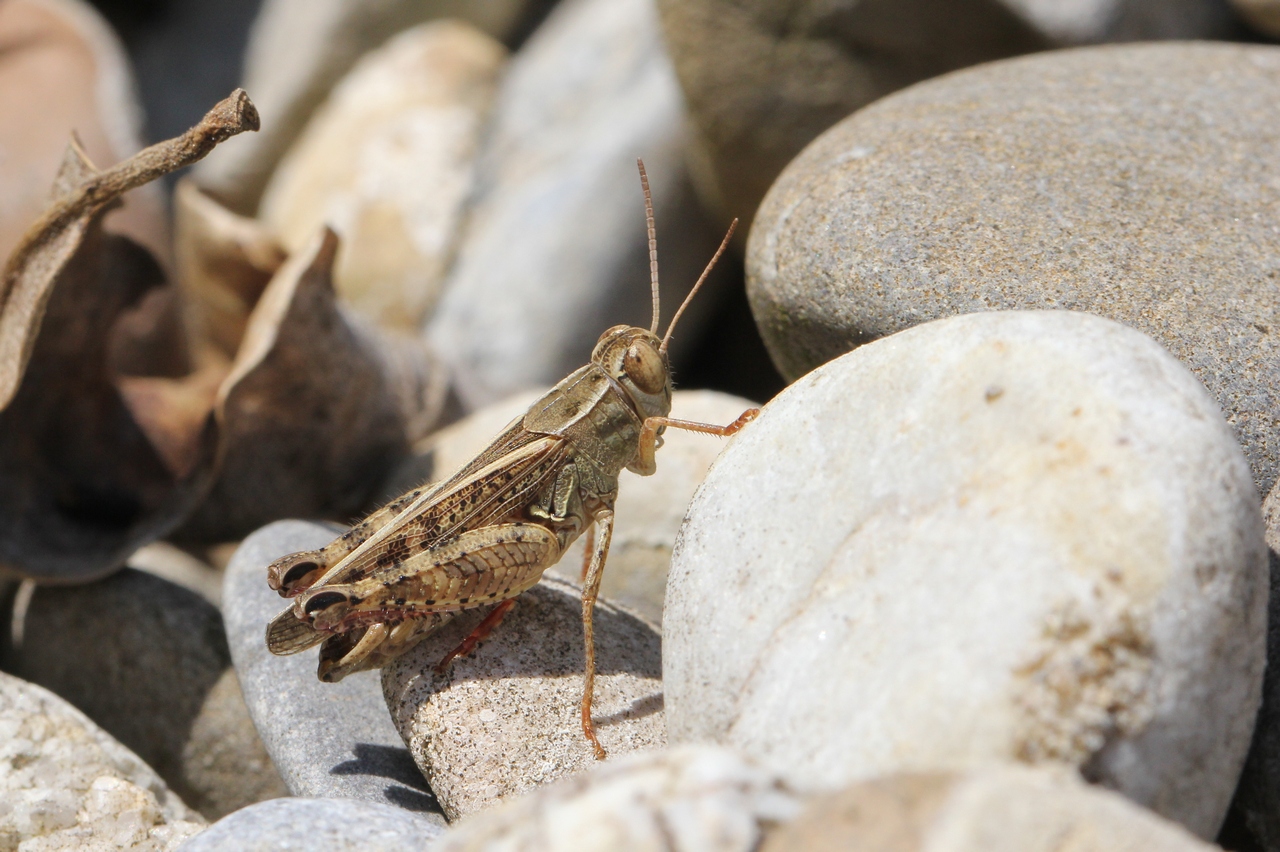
383, 574, 664, 820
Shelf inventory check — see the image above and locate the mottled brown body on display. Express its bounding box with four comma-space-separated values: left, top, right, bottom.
263, 162, 756, 758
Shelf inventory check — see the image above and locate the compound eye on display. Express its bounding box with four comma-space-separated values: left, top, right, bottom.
623, 343, 667, 395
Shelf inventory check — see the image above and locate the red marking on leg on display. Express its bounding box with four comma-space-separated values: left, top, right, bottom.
434, 599, 517, 674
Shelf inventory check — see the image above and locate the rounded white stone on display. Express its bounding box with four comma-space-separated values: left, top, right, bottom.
432, 745, 801, 852
761, 764, 1219, 852
664, 310, 1267, 839
260, 20, 506, 330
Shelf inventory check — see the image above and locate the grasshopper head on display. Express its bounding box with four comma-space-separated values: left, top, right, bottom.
592, 325, 672, 422
602, 159, 736, 425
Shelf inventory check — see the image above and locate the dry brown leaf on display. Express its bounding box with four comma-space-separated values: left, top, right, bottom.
0, 91, 259, 582
0, 89, 260, 409
173, 226, 450, 543
173, 178, 286, 360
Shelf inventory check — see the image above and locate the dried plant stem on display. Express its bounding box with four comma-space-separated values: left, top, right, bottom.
0, 89, 259, 409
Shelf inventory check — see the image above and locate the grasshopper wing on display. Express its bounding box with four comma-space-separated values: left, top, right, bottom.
266, 415, 553, 595
266, 434, 570, 656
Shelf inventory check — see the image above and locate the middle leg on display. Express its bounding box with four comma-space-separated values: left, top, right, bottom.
581, 509, 615, 760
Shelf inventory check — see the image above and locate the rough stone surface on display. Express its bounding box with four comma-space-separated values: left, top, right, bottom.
392, 388, 758, 624
664, 311, 1267, 840
1, 568, 285, 820
1233, 0, 1280, 36
426, 0, 730, 411
759, 765, 1217, 852
383, 574, 665, 820
224, 521, 447, 823
747, 42, 1280, 495
656, 0, 1237, 236
0, 670, 204, 851
177, 797, 445, 851
434, 745, 800, 851
193, 0, 537, 215
260, 21, 506, 331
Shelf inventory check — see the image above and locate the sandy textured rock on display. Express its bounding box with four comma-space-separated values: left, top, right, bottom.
747, 42, 1280, 496
1232, 0, 1280, 35
434, 745, 800, 851
656, 0, 1235, 236
427, 0, 729, 410
193, 0, 539, 215
260, 21, 506, 330
665, 311, 1266, 839
392, 388, 758, 624
177, 797, 444, 852
0, 0, 166, 265
0, 671, 203, 851
1, 569, 285, 819
383, 574, 664, 820
759, 765, 1216, 852
223, 521, 446, 822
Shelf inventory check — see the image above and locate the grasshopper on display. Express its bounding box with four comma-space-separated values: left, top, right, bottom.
264, 161, 757, 759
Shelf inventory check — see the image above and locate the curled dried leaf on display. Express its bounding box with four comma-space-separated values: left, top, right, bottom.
0, 91, 258, 582
173, 226, 449, 543
0, 88, 260, 410
174, 178, 285, 360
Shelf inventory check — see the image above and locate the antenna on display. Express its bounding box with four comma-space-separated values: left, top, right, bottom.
661, 218, 737, 355
638, 159, 660, 334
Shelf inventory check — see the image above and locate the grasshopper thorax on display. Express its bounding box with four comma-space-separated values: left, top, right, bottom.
591, 325, 672, 422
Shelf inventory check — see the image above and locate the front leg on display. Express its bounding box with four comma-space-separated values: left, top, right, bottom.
630, 408, 760, 475
581, 508, 614, 760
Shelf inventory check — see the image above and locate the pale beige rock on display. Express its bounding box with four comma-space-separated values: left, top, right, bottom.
759, 765, 1217, 852
1233, 0, 1280, 35
194, 0, 535, 215
260, 21, 506, 330
434, 745, 801, 851
0, 671, 204, 851
665, 311, 1267, 840
0, 0, 167, 265
382, 574, 664, 820
402, 388, 759, 623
